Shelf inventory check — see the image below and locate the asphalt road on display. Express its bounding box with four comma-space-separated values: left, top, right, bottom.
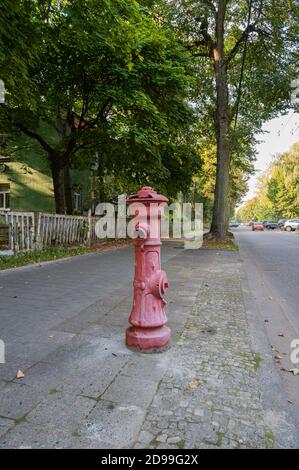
235, 226, 299, 425
235, 227, 299, 332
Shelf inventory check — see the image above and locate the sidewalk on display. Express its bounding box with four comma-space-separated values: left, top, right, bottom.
0, 243, 298, 448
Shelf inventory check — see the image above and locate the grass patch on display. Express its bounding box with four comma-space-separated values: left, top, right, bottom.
177, 438, 186, 449
216, 431, 226, 447
265, 429, 275, 448
202, 241, 239, 251
14, 414, 28, 426
236, 351, 262, 372
0, 240, 129, 271
252, 352, 262, 371
202, 231, 239, 251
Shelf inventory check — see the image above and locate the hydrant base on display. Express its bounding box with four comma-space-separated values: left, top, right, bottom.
126, 326, 171, 353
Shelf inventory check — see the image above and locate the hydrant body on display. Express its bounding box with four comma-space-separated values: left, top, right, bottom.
126, 187, 171, 352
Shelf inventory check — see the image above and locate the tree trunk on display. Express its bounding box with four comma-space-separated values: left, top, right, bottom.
210, 64, 230, 238
210, 0, 230, 239
50, 158, 65, 214
64, 164, 73, 215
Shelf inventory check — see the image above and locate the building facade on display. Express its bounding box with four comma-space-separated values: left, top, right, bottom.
0, 152, 93, 214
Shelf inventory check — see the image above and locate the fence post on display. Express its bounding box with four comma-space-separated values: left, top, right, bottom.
15, 221, 20, 253
9, 222, 14, 252
35, 213, 43, 251
87, 209, 92, 247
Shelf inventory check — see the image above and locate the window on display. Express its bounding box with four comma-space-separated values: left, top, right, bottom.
0, 183, 10, 210
73, 191, 81, 212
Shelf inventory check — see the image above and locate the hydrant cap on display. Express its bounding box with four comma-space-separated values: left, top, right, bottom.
127, 186, 168, 203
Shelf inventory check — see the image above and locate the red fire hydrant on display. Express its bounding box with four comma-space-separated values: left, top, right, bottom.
126, 186, 171, 352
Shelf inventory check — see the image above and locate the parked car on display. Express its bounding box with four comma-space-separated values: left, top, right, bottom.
278, 218, 288, 230
229, 221, 240, 228
252, 222, 264, 231
263, 221, 278, 230
283, 219, 299, 232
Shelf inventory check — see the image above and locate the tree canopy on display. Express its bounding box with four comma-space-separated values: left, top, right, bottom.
0, 0, 199, 213
237, 142, 299, 222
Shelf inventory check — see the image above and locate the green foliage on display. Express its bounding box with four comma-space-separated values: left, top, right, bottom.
0, 0, 39, 104
0, 0, 199, 210
237, 142, 299, 222
267, 142, 299, 218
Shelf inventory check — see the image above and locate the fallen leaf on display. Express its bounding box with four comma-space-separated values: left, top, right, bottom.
280, 368, 299, 376
16, 370, 25, 379
187, 379, 202, 390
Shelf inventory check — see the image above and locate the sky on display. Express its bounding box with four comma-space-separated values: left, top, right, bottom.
241, 112, 299, 204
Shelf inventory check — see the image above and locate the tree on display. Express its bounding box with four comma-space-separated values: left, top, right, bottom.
0, 0, 196, 213
237, 141, 299, 222
267, 142, 299, 218
164, 0, 299, 238
237, 196, 259, 222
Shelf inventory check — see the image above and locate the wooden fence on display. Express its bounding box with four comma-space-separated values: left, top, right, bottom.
36, 212, 91, 249
0, 211, 35, 252
0, 210, 104, 253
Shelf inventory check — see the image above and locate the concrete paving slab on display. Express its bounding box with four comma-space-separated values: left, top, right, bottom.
0, 382, 43, 420
102, 373, 159, 408
81, 399, 145, 449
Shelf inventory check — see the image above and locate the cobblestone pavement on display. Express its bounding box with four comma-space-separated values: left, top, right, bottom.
136, 266, 297, 449
0, 244, 298, 448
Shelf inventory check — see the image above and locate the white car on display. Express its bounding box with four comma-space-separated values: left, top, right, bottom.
283, 219, 299, 232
